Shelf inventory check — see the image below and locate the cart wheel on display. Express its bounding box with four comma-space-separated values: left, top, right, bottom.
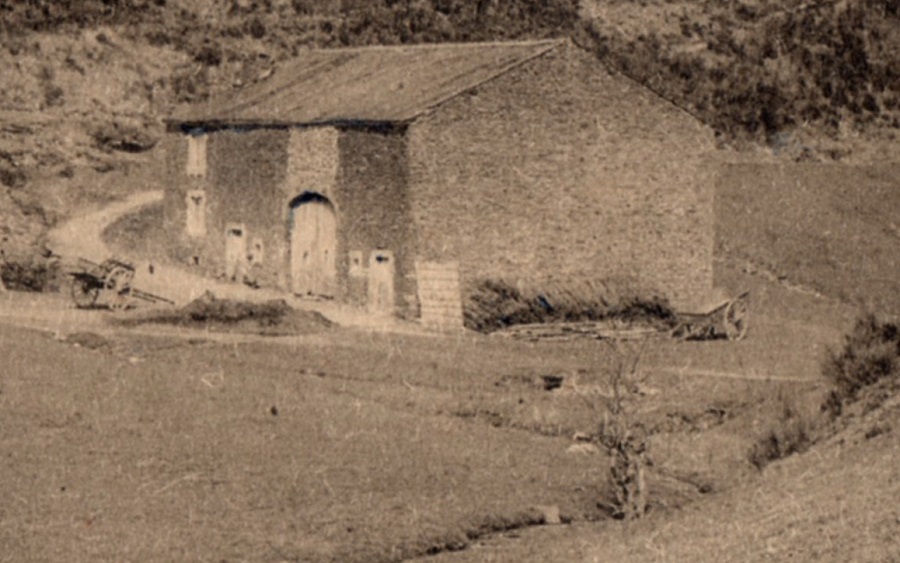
105, 266, 134, 311
70, 279, 99, 309
723, 297, 749, 341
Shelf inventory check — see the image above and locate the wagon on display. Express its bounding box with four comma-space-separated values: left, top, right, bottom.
67, 258, 173, 311
670, 290, 749, 341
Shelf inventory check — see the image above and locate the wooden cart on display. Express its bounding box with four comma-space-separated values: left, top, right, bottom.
67, 258, 173, 311
670, 290, 749, 341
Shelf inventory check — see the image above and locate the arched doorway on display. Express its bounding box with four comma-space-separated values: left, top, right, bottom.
288, 192, 336, 297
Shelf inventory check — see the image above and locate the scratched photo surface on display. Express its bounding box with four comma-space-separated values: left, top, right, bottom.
1, 2, 899, 562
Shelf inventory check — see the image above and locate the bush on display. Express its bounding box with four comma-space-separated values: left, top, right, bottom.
0, 166, 27, 189
117, 292, 334, 336
0, 254, 61, 292
171, 64, 211, 103
181, 293, 292, 324
90, 121, 158, 153
193, 42, 223, 66
822, 313, 900, 416
247, 17, 267, 39
463, 278, 675, 333
748, 399, 815, 470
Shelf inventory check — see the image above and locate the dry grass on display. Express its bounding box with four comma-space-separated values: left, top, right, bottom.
716, 163, 900, 316
0, 275, 843, 562
0, 322, 607, 562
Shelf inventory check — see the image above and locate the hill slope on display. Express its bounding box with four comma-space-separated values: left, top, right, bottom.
1, 0, 898, 280
421, 391, 900, 562
582, 0, 900, 155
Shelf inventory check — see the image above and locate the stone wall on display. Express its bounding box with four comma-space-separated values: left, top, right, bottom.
333, 126, 417, 315
407, 42, 716, 309
163, 124, 415, 309
163, 126, 291, 287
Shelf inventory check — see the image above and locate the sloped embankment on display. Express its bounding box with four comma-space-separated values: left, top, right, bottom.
715, 162, 900, 315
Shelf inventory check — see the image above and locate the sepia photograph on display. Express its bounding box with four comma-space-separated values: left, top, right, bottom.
0, 0, 898, 561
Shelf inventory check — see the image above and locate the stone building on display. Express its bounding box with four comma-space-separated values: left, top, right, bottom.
162, 39, 717, 328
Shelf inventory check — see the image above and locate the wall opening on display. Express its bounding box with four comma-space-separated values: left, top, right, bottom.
224, 223, 246, 282
186, 189, 206, 237
186, 133, 208, 177
288, 192, 336, 297
368, 249, 395, 315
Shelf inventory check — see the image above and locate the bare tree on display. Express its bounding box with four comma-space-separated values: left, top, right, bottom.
597, 340, 649, 520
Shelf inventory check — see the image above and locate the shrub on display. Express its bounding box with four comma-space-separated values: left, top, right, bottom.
0, 253, 61, 292
193, 42, 223, 66
181, 293, 292, 324
748, 399, 815, 470
463, 278, 674, 333
90, 121, 158, 153
247, 17, 267, 39
171, 64, 211, 103
117, 292, 334, 336
822, 313, 900, 416
0, 166, 27, 189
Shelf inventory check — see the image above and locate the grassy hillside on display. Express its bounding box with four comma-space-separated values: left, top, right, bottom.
424, 393, 900, 562
1, 0, 898, 284
583, 0, 900, 147
716, 162, 900, 315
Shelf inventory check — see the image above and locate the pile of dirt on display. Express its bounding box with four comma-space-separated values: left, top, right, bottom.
119, 292, 333, 336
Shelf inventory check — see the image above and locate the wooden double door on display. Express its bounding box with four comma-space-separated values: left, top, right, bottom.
289, 194, 336, 297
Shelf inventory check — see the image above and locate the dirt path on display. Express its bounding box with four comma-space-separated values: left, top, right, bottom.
48, 190, 164, 262
43, 189, 419, 332
47, 189, 290, 305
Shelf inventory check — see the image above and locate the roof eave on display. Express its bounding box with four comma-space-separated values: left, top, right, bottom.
164, 117, 412, 130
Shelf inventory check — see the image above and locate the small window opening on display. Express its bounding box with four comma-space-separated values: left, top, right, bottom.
186, 134, 208, 177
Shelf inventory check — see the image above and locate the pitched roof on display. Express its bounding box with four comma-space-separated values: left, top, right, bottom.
169, 39, 563, 127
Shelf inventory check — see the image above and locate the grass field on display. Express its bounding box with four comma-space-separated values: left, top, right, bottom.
0, 279, 838, 562
716, 162, 900, 315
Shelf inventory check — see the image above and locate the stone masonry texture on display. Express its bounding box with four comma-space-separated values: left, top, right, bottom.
408, 43, 716, 309
164, 41, 718, 317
